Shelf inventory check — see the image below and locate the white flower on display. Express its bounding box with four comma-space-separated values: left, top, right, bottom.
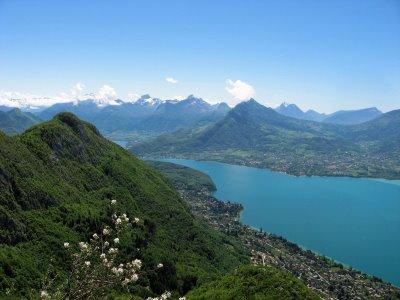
103, 228, 110, 235
40, 290, 49, 299
161, 291, 172, 299
133, 217, 140, 223
104, 241, 109, 247
114, 238, 119, 244
84, 261, 91, 267
157, 263, 163, 268
115, 218, 122, 225
79, 242, 88, 251
111, 267, 118, 274
100, 253, 106, 259
63, 242, 69, 248
132, 259, 142, 268
122, 213, 129, 221
131, 273, 139, 282
108, 247, 118, 254
111, 199, 117, 205
179, 297, 186, 300
92, 233, 99, 239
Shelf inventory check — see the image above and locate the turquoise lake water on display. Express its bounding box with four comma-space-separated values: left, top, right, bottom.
164, 159, 400, 286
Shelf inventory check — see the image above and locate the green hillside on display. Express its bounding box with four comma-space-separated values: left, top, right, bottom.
147, 161, 216, 192
187, 265, 319, 300
0, 108, 42, 134
0, 113, 247, 298
132, 100, 400, 179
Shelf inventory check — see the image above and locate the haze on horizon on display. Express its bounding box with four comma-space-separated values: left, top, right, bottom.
0, 0, 399, 113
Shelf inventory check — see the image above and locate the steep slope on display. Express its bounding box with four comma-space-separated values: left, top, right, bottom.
187, 265, 319, 300
345, 109, 400, 151
323, 107, 382, 125
131, 100, 400, 179
0, 113, 247, 297
0, 108, 42, 134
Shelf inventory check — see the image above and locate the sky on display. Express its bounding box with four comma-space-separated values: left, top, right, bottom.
0, 0, 399, 112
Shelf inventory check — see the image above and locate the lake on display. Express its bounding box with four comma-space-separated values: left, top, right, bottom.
164, 159, 400, 286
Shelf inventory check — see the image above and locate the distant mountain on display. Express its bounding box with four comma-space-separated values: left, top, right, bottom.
0, 105, 13, 112
134, 94, 164, 107
344, 109, 400, 151
303, 109, 326, 122
38, 95, 230, 135
132, 99, 400, 179
275, 103, 326, 122
275, 102, 382, 124
39, 99, 104, 121
323, 107, 382, 125
0, 108, 42, 134
136, 95, 230, 132
275, 102, 305, 119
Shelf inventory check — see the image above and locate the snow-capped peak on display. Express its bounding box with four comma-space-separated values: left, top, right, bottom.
135, 94, 163, 107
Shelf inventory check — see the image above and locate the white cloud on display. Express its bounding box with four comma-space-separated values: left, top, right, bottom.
0, 90, 68, 109
0, 83, 122, 108
126, 92, 139, 102
71, 82, 86, 99
171, 95, 185, 100
225, 79, 255, 104
165, 77, 178, 84
94, 84, 118, 106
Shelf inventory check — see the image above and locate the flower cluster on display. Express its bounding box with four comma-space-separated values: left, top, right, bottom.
146, 291, 172, 300
40, 199, 172, 299
41, 199, 145, 299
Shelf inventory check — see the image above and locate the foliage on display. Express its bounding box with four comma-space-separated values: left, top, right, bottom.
0, 113, 247, 297
147, 161, 216, 193
41, 199, 145, 299
186, 264, 320, 300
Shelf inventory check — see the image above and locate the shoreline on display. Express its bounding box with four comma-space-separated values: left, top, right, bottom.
160, 156, 400, 184
158, 157, 400, 288
146, 154, 400, 181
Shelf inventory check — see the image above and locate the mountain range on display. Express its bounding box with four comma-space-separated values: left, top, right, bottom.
1, 95, 386, 139
0, 108, 42, 134
131, 99, 400, 179
36, 95, 230, 136
275, 102, 382, 124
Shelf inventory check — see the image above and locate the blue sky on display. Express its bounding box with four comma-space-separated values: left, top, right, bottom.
0, 0, 399, 112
